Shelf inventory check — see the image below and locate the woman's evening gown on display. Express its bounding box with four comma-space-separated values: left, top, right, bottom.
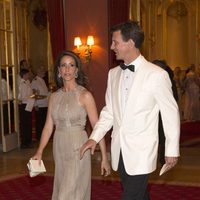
51, 86, 91, 200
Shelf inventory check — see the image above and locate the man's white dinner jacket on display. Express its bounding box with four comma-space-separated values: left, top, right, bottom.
90, 56, 180, 175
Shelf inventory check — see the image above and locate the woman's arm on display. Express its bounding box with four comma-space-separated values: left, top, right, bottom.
32, 94, 54, 161
80, 90, 111, 176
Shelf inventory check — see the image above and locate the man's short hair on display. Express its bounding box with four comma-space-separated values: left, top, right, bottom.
111, 20, 144, 49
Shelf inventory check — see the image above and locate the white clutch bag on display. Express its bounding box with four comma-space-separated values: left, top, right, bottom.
27, 159, 46, 177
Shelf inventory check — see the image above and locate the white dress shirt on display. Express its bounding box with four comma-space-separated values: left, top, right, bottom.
121, 55, 143, 114
31, 76, 49, 107
18, 79, 33, 104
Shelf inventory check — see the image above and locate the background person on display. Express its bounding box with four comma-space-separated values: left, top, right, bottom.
174, 66, 185, 120
183, 64, 200, 121
17, 59, 33, 96
31, 66, 49, 141
18, 69, 34, 149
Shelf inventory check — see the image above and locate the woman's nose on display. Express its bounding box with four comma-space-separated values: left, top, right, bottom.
64, 65, 70, 71
110, 43, 114, 50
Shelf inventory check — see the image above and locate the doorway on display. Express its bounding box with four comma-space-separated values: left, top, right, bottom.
0, 0, 19, 152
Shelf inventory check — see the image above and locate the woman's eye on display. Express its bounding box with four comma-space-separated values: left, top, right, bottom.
60, 63, 66, 67
60, 63, 75, 67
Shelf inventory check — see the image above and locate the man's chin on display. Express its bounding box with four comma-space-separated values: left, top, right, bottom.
115, 55, 121, 60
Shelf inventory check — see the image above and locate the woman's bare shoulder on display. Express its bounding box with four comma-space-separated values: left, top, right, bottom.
78, 87, 94, 105
80, 87, 93, 98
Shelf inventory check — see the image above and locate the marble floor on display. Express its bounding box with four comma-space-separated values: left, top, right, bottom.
0, 141, 200, 186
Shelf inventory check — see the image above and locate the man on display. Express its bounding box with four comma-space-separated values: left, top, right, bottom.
18, 69, 34, 148
17, 59, 34, 88
81, 21, 180, 200
31, 66, 49, 141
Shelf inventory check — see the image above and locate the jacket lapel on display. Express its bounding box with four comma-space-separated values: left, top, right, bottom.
113, 67, 123, 123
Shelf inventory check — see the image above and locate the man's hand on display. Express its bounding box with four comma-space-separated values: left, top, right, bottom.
80, 139, 97, 159
165, 156, 178, 168
101, 159, 111, 177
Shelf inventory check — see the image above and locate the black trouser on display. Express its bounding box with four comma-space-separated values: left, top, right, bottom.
19, 104, 32, 146
35, 107, 47, 141
118, 153, 150, 200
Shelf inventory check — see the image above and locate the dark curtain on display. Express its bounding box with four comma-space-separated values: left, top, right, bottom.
108, 0, 130, 68
47, 0, 65, 61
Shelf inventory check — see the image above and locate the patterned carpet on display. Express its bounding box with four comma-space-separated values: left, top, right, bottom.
0, 175, 200, 200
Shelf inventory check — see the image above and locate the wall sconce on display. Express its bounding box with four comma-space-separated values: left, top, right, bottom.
74, 37, 82, 54
74, 35, 94, 63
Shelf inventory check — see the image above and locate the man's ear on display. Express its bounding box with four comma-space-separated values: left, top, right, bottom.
128, 39, 135, 48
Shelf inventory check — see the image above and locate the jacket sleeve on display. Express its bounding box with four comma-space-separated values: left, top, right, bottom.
154, 70, 180, 157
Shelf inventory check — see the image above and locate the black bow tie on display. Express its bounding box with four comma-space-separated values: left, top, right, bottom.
120, 63, 135, 72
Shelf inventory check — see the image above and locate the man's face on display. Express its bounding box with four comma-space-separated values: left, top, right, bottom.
110, 30, 130, 61
22, 61, 29, 69
23, 73, 29, 80
37, 67, 46, 78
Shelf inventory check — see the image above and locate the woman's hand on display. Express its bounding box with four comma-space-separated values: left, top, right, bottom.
31, 152, 42, 164
101, 158, 111, 177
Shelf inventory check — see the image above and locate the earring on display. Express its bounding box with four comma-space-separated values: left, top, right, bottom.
58, 72, 61, 78
74, 71, 78, 78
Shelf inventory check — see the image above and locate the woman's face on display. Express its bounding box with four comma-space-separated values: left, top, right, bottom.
58, 55, 78, 83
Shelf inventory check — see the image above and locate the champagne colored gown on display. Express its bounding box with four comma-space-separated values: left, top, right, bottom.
51, 86, 91, 200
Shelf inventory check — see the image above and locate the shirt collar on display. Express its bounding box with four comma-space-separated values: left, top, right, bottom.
125, 54, 143, 72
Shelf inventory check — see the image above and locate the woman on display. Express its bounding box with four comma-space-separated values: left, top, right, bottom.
32, 51, 110, 200
183, 65, 200, 121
